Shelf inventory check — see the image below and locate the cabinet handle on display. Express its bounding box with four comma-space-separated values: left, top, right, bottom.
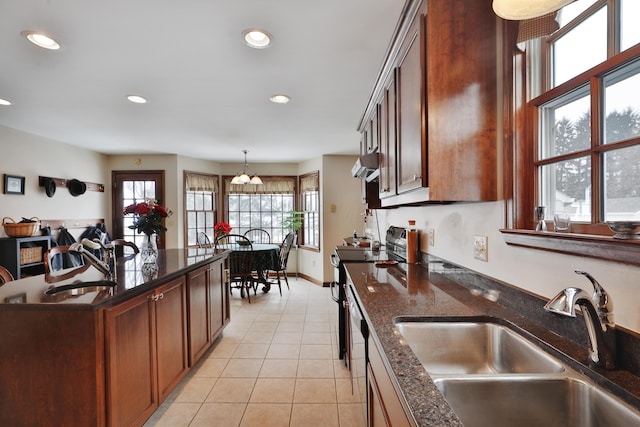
147, 293, 163, 301
383, 187, 390, 192
343, 300, 349, 309
412, 174, 421, 181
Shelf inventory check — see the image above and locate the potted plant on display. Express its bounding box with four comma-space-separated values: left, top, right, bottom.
282, 210, 305, 236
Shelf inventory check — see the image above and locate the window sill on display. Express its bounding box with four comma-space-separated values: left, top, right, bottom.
500, 229, 640, 267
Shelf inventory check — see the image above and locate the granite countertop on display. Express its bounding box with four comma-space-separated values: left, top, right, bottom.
345, 258, 640, 426
0, 248, 227, 309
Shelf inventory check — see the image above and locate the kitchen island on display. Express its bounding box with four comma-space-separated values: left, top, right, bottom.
345, 257, 640, 426
0, 248, 229, 427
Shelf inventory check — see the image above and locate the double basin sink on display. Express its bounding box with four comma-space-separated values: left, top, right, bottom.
394, 317, 640, 427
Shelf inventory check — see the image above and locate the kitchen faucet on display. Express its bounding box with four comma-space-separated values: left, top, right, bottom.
69, 239, 116, 281
544, 270, 616, 369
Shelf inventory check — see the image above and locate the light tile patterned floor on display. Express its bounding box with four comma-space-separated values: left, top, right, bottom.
144, 277, 366, 427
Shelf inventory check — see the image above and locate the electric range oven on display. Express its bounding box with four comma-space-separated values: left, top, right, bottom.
329, 226, 407, 363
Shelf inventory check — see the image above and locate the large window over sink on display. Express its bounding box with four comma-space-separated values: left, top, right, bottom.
503, 0, 640, 265
531, 0, 640, 230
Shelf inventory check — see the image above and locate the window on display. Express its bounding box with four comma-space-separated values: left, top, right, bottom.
224, 176, 296, 244
532, 0, 640, 230
184, 172, 218, 248
300, 171, 320, 249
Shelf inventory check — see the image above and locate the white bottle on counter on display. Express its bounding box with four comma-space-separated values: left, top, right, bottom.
407, 220, 418, 263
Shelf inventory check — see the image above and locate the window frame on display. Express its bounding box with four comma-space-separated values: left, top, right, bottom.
221, 175, 297, 246
183, 171, 219, 249
299, 171, 320, 251
501, 2, 640, 266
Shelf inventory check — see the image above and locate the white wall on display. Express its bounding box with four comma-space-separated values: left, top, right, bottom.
321, 155, 365, 283
375, 201, 640, 333
0, 126, 108, 240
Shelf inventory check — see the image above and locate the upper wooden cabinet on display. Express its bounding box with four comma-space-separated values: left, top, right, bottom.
426, 0, 498, 201
358, 0, 500, 206
396, 12, 427, 197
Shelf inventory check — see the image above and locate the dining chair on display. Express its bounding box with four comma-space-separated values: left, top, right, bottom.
243, 228, 271, 244
0, 265, 14, 284
196, 231, 213, 248
44, 245, 85, 273
215, 234, 256, 302
268, 232, 296, 296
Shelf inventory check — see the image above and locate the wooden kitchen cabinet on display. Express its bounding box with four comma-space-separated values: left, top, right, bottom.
359, 0, 499, 206
378, 71, 397, 199
395, 12, 427, 197
367, 335, 413, 427
187, 257, 228, 365
105, 277, 188, 427
425, 0, 498, 201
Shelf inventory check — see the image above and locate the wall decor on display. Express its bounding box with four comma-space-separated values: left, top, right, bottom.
4, 174, 25, 195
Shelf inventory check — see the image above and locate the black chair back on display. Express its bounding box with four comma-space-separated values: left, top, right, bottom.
244, 228, 271, 244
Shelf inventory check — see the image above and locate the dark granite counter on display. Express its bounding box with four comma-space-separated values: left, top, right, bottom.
345, 256, 640, 426
0, 248, 227, 309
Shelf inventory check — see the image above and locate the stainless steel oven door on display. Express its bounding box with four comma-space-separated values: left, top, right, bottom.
347, 284, 368, 425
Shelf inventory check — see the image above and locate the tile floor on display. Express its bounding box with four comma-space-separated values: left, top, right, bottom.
144, 277, 366, 427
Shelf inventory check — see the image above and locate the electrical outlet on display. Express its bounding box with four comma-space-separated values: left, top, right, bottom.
428, 229, 435, 246
474, 235, 488, 262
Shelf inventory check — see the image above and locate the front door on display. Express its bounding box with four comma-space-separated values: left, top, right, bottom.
112, 171, 166, 249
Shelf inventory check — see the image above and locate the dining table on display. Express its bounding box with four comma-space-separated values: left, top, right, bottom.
217, 242, 280, 292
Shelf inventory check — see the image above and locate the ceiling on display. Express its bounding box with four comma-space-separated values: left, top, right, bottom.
0, 0, 406, 163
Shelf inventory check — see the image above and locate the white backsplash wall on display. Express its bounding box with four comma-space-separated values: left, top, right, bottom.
375, 201, 640, 333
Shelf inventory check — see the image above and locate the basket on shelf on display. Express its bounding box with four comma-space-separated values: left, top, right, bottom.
2, 217, 41, 238
20, 246, 43, 265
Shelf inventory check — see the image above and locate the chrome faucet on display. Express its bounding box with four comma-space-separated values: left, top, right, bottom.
69, 239, 115, 280
544, 270, 616, 369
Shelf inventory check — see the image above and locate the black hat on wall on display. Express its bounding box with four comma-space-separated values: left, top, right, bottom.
43, 178, 56, 197
68, 179, 87, 197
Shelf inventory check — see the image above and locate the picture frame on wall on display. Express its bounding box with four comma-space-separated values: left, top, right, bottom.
4, 174, 25, 195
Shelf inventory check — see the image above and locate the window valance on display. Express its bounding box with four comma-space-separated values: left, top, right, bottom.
185, 172, 218, 192
224, 176, 295, 194
300, 172, 319, 192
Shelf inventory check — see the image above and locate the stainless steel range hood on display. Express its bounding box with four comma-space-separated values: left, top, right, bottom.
351, 153, 379, 180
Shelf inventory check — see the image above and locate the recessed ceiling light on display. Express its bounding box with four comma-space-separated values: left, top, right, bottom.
0, 98, 11, 106
127, 95, 147, 104
21, 31, 61, 50
243, 29, 272, 49
270, 94, 290, 104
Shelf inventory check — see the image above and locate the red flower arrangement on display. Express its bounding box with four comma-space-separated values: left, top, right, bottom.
214, 221, 232, 238
123, 199, 173, 236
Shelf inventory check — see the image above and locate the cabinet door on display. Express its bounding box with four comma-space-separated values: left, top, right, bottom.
187, 266, 211, 365
379, 71, 397, 199
426, 1, 498, 201
155, 277, 188, 401
209, 259, 227, 340
396, 15, 427, 195
105, 292, 156, 427
367, 336, 411, 427
368, 364, 390, 427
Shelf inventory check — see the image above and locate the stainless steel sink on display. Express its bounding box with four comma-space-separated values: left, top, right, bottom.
393, 317, 640, 426
394, 320, 564, 374
434, 377, 640, 427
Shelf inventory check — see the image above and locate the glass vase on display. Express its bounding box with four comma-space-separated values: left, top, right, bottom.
140, 233, 159, 264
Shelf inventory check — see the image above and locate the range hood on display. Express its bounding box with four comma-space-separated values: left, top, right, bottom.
351, 153, 379, 181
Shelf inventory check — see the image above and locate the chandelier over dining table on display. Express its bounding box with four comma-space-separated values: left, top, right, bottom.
231, 149, 263, 185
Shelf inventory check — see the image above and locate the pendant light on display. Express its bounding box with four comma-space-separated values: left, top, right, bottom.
492, 0, 575, 20
231, 150, 263, 185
